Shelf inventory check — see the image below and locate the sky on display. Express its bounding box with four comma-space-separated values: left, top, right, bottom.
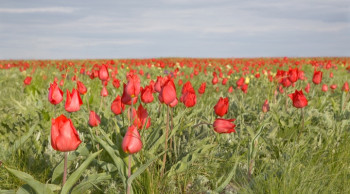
0, 0, 349, 59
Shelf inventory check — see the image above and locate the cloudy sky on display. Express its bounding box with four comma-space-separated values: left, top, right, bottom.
0, 0, 349, 59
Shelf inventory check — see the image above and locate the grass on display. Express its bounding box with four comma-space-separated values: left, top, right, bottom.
0, 57, 349, 193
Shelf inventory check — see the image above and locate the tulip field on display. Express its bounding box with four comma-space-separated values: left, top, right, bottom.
0, 57, 350, 193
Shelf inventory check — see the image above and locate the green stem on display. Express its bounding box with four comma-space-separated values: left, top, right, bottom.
62, 152, 68, 186
161, 105, 170, 177
127, 154, 132, 194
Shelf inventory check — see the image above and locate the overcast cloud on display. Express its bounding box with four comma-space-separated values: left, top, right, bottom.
0, 0, 349, 59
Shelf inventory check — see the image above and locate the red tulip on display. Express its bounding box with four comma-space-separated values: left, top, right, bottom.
198, 82, 206, 94
99, 65, 109, 81
228, 86, 234, 93
329, 72, 334, 78
305, 83, 310, 93
112, 78, 120, 89
141, 85, 154, 103
77, 81, 87, 95
48, 81, 63, 105
121, 83, 138, 105
330, 84, 337, 90
342, 82, 349, 92
111, 95, 125, 115
213, 118, 236, 134
134, 104, 151, 129
125, 73, 141, 97
51, 114, 81, 152
214, 97, 229, 117
255, 73, 260, 78
122, 125, 142, 154
159, 79, 177, 105
154, 76, 166, 93
312, 70, 323, 85
288, 68, 298, 83
212, 73, 218, 86
236, 77, 245, 88
181, 91, 197, 107
101, 86, 108, 97
24, 76, 32, 85
262, 99, 270, 113
65, 88, 83, 112
89, 111, 101, 127
222, 78, 228, 85
288, 90, 308, 108
241, 83, 248, 93
169, 97, 178, 107
322, 84, 328, 92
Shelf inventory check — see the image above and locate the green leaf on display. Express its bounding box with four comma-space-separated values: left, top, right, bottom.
61, 150, 102, 194
94, 135, 127, 188
215, 157, 240, 192
10, 123, 37, 152
0, 190, 15, 194
4, 166, 54, 194
71, 173, 112, 194
127, 151, 165, 188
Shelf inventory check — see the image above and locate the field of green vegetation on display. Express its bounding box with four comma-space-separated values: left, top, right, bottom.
0, 57, 349, 193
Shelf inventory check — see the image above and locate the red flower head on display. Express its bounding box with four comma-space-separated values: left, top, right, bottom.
111, 95, 125, 115
112, 78, 120, 89
89, 111, 101, 127
77, 81, 87, 95
262, 99, 270, 113
154, 76, 168, 93
222, 78, 228, 85
288, 90, 308, 108
322, 84, 328, 92
228, 86, 234, 93
133, 104, 151, 130
51, 114, 82, 152
236, 77, 245, 88
101, 86, 108, 97
48, 81, 64, 105
214, 97, 229, 117
121, 83, 138, 105
159, 79, 177, 106
141, 85, 154, 104
305, 83, 310, 93
125, 73, 141, 97
329, 72, 334, 78
198, 82, 206, 94
181, 91, 197, 107
213, 118, 236, 134
65, 88, 83, 112
241, 83, 248, 93
212, 72, 218, 85
312, 70, 323, 85
122, 125, 143, 154
288, 68, 299, 83
99, 64, 109, 81
24, 76, 32, 85
330, 84, 337, 90
342, 82, 349, 92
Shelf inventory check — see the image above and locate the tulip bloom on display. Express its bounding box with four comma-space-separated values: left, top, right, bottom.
236, 77, 245, 88
312, 70, 323, 85
213, 118, 236, 134
112, 78, 120, 89
198, 82, 206, 94
77, 81, 87, 95
48, 81, 64, 105
212, 72, 218, 85
228, 86, 234, 93
111, 95, 125, 115
24, 76, 32, 85
141, 85, 154, 103
159, 79, 177, 105
262, 99, 270, 113
51, 115, 82, 152
99, 65, 109, 81
330, 84, 337, 90
121, 83, 138, 105
288, 68, 298, 83
65, 88, 83, 112
305, 83, 310, 93
342, 82, 349, 92
134, 104, 151, 129
89, 111, 101, 127
122, 125, 143, 154
125, 73, 141, 97
322, 84, 328, 92
214, 97, 229, 117
101, 86, 108, 97
288, 90, 308, 108
222, 78, 228, 85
